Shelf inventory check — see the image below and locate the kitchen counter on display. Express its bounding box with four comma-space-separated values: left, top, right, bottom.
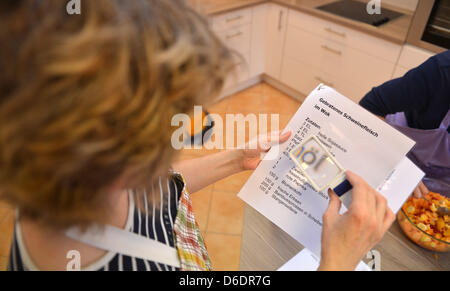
190, 0, 267, 15
240, 205, 450, 270
190, 0, 414, 44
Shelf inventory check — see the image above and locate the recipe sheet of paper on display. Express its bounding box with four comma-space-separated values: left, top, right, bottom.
376, 157, 424, 213
238, 85, 416, 257
340, 156, 425, 213
278, 248, 371, 271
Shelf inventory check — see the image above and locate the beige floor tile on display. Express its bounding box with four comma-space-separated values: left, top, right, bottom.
213, 171, 252, 193
227, 93, 266, 115
208, 190, 245, 235
207, 97, 229, 114
279, 114, 294, 130
190, 185, 213, 232
0, 209, 14, 257
255, 113, 293, 135
0, 206, 14, 222
261, 93, 302, 115
208, 112, 228, 127
261, 82, 285, 97
204, 233, 241, 271
0, 207, 12, 222
238, 83, 263, 96
0, 200, 12, 209
0, 256, 8, 271
204, 83, 302, 147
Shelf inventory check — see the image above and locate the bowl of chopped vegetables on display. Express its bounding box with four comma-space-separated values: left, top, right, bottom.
398, 192, 450, 252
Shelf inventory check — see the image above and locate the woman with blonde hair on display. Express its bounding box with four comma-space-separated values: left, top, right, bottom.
0, 0, 394, 271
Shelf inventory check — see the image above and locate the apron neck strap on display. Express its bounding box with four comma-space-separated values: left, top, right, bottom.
65, 225, 181, 269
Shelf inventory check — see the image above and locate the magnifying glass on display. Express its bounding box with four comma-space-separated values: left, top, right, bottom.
289, 135, 352, 196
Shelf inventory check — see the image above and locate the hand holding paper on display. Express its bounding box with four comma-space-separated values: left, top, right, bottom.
242, 131, 292, 171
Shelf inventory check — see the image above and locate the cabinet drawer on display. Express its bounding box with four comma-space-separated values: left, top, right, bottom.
284, 26, 395, 92
287, 9, 401, 63
225, 52, 250, 89
212, 8, 252, 33
217, 24, 251, 55
281, 56, 330, 95
281, 57, 369, 103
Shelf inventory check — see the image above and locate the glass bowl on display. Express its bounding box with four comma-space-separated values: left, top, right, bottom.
398, 208, 450, 252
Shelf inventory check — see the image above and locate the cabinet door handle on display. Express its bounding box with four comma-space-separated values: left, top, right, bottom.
321, 45, 342, 56
278, 10, 284, 31
315, 76, 334, 87
226, 15, 243, 23
325, 27, 346, 38
226, 31, 243, 40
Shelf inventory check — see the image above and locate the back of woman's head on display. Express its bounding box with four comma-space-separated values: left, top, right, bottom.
0, 0, 233, 229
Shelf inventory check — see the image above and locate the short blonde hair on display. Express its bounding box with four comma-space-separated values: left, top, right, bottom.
0, 0, 234, 229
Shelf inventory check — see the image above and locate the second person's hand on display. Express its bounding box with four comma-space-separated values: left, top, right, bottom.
318, 171, 395, 271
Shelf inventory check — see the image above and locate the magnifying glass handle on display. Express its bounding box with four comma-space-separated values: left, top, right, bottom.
333, 179, 353, 197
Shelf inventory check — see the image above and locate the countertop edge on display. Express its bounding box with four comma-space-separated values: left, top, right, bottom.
202, 0, 408, 45
203, 0, 268, 16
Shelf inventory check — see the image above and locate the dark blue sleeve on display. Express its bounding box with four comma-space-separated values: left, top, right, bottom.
359, 55, 441, 116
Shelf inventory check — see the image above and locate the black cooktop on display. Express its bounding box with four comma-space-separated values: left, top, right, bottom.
317, 0, 404, 27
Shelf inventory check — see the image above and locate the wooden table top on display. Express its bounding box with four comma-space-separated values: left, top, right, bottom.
240, 205, 450, 271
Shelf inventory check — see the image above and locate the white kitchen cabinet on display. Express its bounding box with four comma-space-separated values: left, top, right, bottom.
287, 9, 402, 63
249, 4, 268, 78
224, 53, 251, 90
392, 66, 409, 79
280, 8, 401, 103
281, 56, 368, 103
212, 7, 253, 90
283, 26, 396, 94
209, 4, 428, 104
265, 4, 288, 79
216, 24, 252, 56
212, 8, 252, 33
397, 45, 435, 69
392, 44, 435, 79
281, 56, 333, 96
211, 5, 270, 93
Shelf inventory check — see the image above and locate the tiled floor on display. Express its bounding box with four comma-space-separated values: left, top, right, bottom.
0, 82, 302, 271
0, 200, 14, 271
